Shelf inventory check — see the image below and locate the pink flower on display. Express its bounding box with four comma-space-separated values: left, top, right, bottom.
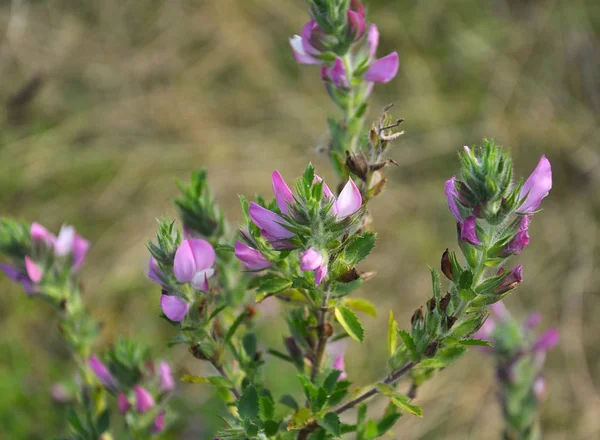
89, 356, 118, 391
289, 21, 325, 65
518, 156, 552, 213
30, 223, 89, 271
118, 392, 131, 414
134, 385, 155, 413
333, 354, 348, 380
152, 411, 166, 433
364, 52, 399, 83
323, 57, 350, 89
533, 329, 560, 352
315, 264, 328, 286
147, 257, 163, 285
334, 179, 362, 218
300, 248, 328, 286
160, 294, 190, 322
460, 216, 481, 245
249, 203, 295, 243
24, 257, 43, 284
173, 239, 215, 291
474, 318, 496, 342
235, 241, 272, 270
159, 361, 175, 391
523, 312, 542, 330
533, 376, 547, 401
504, 215, 531, 255
347, 9, 365, 41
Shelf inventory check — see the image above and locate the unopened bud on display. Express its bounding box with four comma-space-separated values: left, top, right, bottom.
446, 316, 457, 329
495, 265, 523, 294
441, 249, 453, 281
427, 297, 436, 312
323, 322, 334, 338
340, 267, 360, 282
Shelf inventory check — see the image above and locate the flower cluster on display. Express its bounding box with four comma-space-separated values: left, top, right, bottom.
89, 341, 175, 435
475, 302, 559, 438
235, 168, 362, 286
0, 222, 89, 296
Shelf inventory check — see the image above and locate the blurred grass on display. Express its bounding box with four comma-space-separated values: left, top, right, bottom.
0, 0, 599, 438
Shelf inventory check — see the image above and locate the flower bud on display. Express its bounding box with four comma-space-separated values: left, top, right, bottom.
424, 341, 439, 357
134, 385, 155, 413
439, 293, 451, 312
89, 356, 118, 391
118, 392, 131, 414
494, 265, 523, 294
410, 306, 424, 326
533, 329, 560, 352
152, 411, 166, 433
332, 354, 348, 380
460, 216, 481, 245
234, 241, 272, 270
159, 361, 175, 391
345, 151, 369, 181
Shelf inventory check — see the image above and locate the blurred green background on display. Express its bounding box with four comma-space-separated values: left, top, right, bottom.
0, 0, 599, 438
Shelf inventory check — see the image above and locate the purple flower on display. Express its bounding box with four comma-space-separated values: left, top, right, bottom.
249, 203, 295, 242
518, 155, 552, 213
334, 179, 362, 218
300, 248, 323, 271
445, 176, 462, 222
333, 354, 348, 380
503, 215, 531, 255
533, 329, 560, 352
272, 171, 295, 216
364, 52, 399, 83
289, 20, 325, 65
160, 294, 190, 322
524, 312, 542, 330
118, 392, 131, 414
0, 263, 36, 294
495, 265, 523, 293
347, 8, 365, 41
89, 356, 118, 391
152, 411, 166, 433
147, 257, 163, 285
323, 57, 350, 89
134, 385, 155, 413
460, 216, 481, 245
365, 25, 379, 63
159, 361, 175, 391
24, 257, 43, 284
235, 241, 272, 270
173, 239, 215, 291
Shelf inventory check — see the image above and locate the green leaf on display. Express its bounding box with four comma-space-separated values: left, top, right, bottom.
242, 333, 257, 358
429, 267, 441, 300
259, 396, 275, 420
398, 330, 418, 360
388, 311, 398, 357
96, 409, 110, 434
303, 163, 316, 189
208, 305, 227, 321
238, 386, 259, 420
288, 408, 314, 430
335, 306, 365, 342
459, 270, 474, 289
180, 374, 234, 388
263, 420, 281, 436
377, 411, 401, 436
323, 369, 342, 394
459, 338, 492, 347
256, 276, 292, 295
330, 279, 363, 298
345, 232, 377, 264
319, 413, 341, 437
344, 298, 377, 317
390, 395, 423, 417
224, 311, 247, 344
279, 394, 299, 410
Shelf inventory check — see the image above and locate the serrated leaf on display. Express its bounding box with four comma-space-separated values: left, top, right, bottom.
256, 276, 293, 295
259, 396, 275, 420
344, 298, 377, 317
323, 369, 342, 394
459, 338, 492, 347
330, 279, 363, 298
264, 420, 281, 436
319, 413, 341, 437
398, 330, 418, 360
238, 386, 259, 420
335, 306, 365, 342
288, 408, 314, 430
345, 232, 377, 264
388, 311, 398, 357
279, 394, 299, 410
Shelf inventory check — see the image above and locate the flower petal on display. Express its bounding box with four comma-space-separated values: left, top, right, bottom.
159, 361, 175, 391
134, 385, 155, 413
147, 257, 162, 284
118, 392, 131, 414
272, 171, 295, 215
518, 155, 552, 213
289, 35, 320, 65
313, 175, 334, 200
235, 241, 272, 270
55, 225, 75, 257
533, 329, 560, 352
524, 312, 542, 330
366, 24, 379, 63
25, 257, 43, 283
89, 355, 118, 390
504, 215, 531, 255
300, 248, 323, 271
332, 354, 348, 380
152, 411, 166, 433
347, 10, 365, 40
329, 57, 350, 89
315, 264, 328, 286
173, 240, 196, 283
30, 222, 56, 246
188, 239, 216, 271
249, 202, 295, 240
160, 295, 190, 322
300, 21, 321, 56
460, 216, 481, 245
335, 179, 362, 218
445, 176, 462, 222
191, 268, 214, 291
364, 52, 399, 83
72, 234, 90, 271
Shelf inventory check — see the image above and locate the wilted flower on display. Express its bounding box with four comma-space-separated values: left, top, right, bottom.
495, 265, 523, 293
503, 215, 531, 256
518, 156, 552, 214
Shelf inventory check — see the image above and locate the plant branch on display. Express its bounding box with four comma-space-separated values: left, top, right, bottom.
310, 293, 330, 382
211, 361, 241, 400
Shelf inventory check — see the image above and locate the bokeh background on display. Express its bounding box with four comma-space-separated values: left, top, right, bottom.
0, 0, 599, 438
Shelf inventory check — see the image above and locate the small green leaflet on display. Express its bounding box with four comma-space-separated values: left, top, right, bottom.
319, 412, 341, 437
344, 298, 377, 317
388, 311, 398, 357
180, 375, 234, 388
335, 305, 365, 342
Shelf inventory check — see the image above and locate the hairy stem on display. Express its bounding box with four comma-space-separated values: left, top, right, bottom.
310, 294, 330, 382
